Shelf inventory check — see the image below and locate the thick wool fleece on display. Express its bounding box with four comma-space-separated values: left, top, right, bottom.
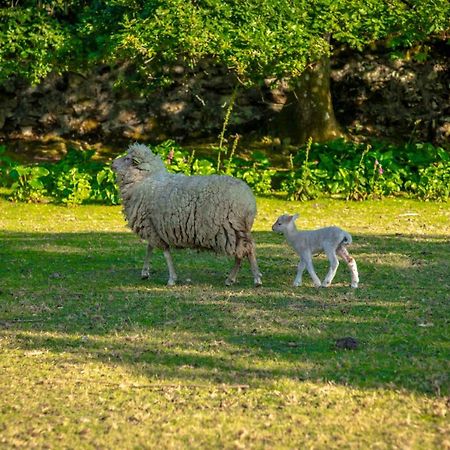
113, 144, 257, 259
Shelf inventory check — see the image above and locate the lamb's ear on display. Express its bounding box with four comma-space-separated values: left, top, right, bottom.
291, 213, 299, 222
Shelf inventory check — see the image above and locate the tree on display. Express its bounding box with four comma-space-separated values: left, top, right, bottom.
1, 0, 449, 143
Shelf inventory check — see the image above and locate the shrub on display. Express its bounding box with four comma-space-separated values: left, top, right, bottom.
10, 165, 49, 203
281, 139, 449, 202
2, 139, 449, 204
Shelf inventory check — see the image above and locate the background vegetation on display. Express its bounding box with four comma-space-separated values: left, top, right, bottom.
2, 0, 449, 85
1, 0, 449, 143
1, 139, 449, 205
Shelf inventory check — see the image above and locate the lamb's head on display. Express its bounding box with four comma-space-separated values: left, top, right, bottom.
272, 213, 299, 233
112, 143, 167, 184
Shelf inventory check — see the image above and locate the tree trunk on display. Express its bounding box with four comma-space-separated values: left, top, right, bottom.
272, 56, 343, 145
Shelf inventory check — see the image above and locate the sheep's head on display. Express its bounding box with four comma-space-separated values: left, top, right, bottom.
272, 214, 299, 233
112, 143, 167, 183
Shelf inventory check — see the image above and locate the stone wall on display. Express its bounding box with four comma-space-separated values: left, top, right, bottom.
0, 44, 448, 148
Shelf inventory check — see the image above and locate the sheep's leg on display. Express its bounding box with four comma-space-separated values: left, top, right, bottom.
248, 250, 262, 287
322, 248, 339, 287
226, 257, 242, 286
141, 242, 153, 279
293, 260, 306, 287
302, 253, 321, 288
163, 248, 177, 286
337, 246, 359, 288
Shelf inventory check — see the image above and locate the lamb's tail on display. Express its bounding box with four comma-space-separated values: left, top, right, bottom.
341, 231, 353, 246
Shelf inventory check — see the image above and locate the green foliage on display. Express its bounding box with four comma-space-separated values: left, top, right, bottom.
282, 138, 325, 201
406, 162, 450, 201
0, 146, 17, 187
9, 165, 49, 203
2, 140, 449, 204
152, 140, 202, 176
1, 1, 448, 87
281, 139, 449, 202
226, 151, 276, 195
93, 167, 120, 205
152, 140, 275, 194
55, 167, 92, 206
0, 7, 68, 84
5, 148, 119, 206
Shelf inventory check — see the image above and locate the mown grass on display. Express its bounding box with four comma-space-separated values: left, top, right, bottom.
0, 197, 449, 449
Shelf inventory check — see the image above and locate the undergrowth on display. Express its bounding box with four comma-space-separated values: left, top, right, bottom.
0, 138, 448, 205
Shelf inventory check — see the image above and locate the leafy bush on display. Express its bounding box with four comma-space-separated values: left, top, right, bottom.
10, 165, 49, 203
55, 167, 92, 206
223, 151, 276, 195
282, 138, 325, 201
282, 139, 449, 202
93, 167, 120, 205
0, 146, 17, 187
2, 139, 449, 204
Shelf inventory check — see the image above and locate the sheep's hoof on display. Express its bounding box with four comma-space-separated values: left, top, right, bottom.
314, 283, 322, 288
321, 282, 331, 288
293, 282, 301, 287
254, 279, 262, 288
167, 279, 176, 287
351, 283, 359, 289
141, 270, 150, 280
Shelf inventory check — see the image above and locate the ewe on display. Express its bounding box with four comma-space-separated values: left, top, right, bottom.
272, 214, 359, 288
112, 143, 262, 287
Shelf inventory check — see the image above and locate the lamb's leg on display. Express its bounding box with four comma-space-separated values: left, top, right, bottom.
163, 248, 177, 286
337, 246, 359, 288
322, 248, 339, 287
226, 257, 242, 286
293, 260, 306, 287
248, 249, 262, 287
141, 242, 153, 279
302, 252, 321, 288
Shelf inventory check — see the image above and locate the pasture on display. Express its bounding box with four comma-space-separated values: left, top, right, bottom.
0, 197, 448, 449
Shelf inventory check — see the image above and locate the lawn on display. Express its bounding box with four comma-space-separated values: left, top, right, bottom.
0, 197, 449, 449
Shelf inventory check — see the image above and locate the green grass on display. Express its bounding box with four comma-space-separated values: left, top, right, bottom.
0, 197, 449, 449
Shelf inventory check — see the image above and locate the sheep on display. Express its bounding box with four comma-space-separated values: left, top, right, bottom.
272, 213, 359, 288
111, 143, 262, 287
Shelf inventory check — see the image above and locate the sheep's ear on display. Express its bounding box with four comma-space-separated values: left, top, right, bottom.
292, 213, 299, 221
131, 154, 151, 170
137, 162, 152, 171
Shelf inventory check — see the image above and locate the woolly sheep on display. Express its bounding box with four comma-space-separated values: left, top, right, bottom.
272, 213, 359, 288
112, 143, 262, 287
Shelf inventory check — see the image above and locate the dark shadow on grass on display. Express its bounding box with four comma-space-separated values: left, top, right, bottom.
0, 230, 449, 395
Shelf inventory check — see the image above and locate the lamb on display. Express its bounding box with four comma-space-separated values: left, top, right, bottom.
272, 213, 359, 288
111, 143, 262, 287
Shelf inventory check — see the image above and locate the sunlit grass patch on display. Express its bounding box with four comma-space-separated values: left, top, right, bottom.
0, 197, 449, 448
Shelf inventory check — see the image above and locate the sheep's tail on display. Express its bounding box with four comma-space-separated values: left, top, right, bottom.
235, 231, 256, 259
341, 231, 353, 246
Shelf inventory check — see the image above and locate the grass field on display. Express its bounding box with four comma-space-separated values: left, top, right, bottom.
0, 197, 449, 449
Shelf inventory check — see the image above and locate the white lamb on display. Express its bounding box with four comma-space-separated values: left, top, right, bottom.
112, 143, 262, 287
272, 214, 359, 288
